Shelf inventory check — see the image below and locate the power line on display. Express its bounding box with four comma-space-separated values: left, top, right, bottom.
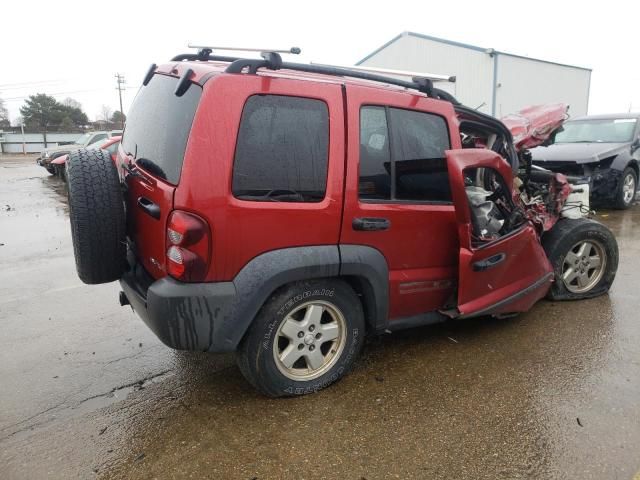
1, 88, 112, 101
0, 79, 70, 89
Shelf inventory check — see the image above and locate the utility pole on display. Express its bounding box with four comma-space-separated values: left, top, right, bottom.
115, 73, 126, 129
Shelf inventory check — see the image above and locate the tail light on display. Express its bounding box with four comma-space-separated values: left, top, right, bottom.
166, 210, 210, 282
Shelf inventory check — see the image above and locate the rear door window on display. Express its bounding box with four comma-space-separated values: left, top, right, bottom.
122, 74, 201, 184
232, 95, 329, 202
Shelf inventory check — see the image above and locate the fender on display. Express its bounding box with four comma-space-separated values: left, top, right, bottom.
339, 244, 389, 333
216, 246, 341, 351
129, 245, 390, 353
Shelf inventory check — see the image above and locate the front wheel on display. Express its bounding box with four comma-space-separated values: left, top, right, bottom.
614, 166, 637, 209
237, 279, 365, 397
542, 218, 618, 300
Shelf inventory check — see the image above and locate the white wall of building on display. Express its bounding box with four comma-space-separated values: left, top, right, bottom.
359, 33, 495, 114
494, 54, 591, 117
358, 32, 591, 118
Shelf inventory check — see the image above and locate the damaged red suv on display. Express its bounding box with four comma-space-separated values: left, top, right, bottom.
66, 48, 618, 397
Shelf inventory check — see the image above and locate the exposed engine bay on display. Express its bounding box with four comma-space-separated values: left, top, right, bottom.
455, 103, 585, 243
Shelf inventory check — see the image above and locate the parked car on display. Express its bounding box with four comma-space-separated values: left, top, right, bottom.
531, 113, 640, 209
64, 50, 618, 397
51, 136, 121, 180
37, 130, 122, 174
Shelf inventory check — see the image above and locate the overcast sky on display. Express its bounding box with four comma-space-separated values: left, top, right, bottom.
1, 0, 639, 123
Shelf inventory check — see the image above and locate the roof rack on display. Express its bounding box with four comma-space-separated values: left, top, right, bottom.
310, 63, 456, 83
172, 45, 301, 62
170, 46, 459, 103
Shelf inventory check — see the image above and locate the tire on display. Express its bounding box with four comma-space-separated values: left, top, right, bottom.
614, 166, 637, 209
237, 279, 365, 397
66, 149, 126, 284
542, 218, 618, 300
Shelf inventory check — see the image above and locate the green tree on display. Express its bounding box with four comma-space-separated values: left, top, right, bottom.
0, 97, 9, 128
19, 94, 60, 146
19, 94, 89, 143
60, 115, 75, 131
111, 110, 126, 126
59, 104, 89, 126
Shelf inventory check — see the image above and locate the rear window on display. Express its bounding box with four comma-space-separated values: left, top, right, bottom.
232, 95, 329, 202
122, 74, 201, 184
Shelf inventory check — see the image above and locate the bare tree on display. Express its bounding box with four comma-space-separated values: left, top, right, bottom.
62, 97, 82, 110
99, 105, 113, 123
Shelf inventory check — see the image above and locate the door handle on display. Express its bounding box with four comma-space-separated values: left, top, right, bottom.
472, 252, 506, 271
137, 196, 160, 220
352, 217, 391, 231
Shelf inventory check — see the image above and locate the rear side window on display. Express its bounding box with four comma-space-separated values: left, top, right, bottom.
359, 106, 451, 202
122, 74, 201, 184
232, 95, 329, 202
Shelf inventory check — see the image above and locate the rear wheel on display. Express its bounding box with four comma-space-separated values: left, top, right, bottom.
542, 218, 618, 300
66, 149, 126, 284
614, 167, 637, 209
237, 279, 365, 397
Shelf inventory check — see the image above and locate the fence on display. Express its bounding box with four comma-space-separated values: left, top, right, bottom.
0, 132, 83, 154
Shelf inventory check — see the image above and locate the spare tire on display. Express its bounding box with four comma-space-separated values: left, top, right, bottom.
67, 149, 126, 284
542, 218, 618, 301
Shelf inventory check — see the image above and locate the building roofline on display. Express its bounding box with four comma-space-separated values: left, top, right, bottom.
356, 33, 405, 65
357, 31, 592, 72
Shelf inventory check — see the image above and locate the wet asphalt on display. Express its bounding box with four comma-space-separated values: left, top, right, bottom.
1, 155, 639, 480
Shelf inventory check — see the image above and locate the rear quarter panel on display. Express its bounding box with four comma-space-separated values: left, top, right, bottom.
175, 74, 346, 282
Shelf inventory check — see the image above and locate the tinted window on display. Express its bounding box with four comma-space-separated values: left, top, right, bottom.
122, 74, 201, 184
359, 106, 391, 200
359, 106, 451, 202
389, 108, 451, 202
232, 95, 329, 202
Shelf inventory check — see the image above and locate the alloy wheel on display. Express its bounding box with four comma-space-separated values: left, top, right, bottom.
273, 300, 347, 381
561, 240, 606, 293
622, 173, 636, 205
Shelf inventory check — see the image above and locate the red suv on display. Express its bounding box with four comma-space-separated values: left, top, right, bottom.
66, 49, 618, 397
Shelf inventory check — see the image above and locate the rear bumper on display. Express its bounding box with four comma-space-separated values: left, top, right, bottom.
120, 265, 237, 352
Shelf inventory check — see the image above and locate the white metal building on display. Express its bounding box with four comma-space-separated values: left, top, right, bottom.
357, 32, 592, 118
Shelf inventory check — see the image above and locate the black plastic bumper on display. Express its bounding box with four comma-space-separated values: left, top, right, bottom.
120, 268, 236, 353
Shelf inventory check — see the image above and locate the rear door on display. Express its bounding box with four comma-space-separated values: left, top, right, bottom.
446, 148, 553, 317
117, 73, 202, 279
340, 86, 460, 320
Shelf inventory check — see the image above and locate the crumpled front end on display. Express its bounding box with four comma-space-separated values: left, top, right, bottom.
501, 104, 585, 233
517, 171, 573, 233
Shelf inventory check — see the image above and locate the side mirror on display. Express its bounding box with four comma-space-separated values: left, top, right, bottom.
632, 138, 640, 151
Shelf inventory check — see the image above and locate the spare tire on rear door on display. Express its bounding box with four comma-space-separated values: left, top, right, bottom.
66, 149, 126, 284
